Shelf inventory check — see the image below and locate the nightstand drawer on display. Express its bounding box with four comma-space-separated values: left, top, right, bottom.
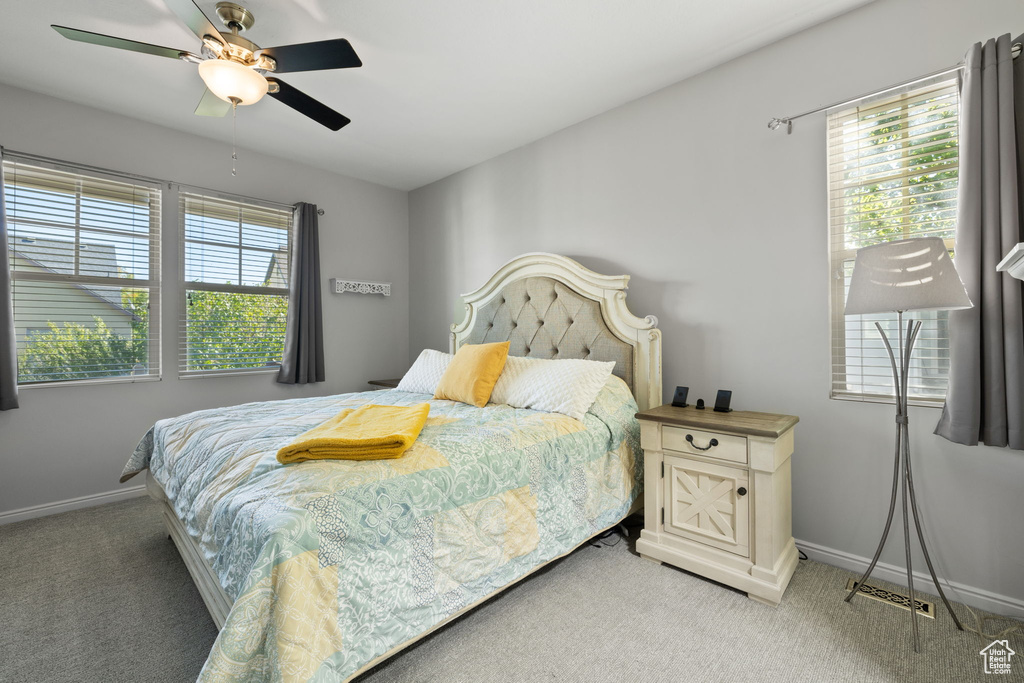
663, 425, 747, 465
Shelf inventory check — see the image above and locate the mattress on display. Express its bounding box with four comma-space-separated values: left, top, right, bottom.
121, 375, 643, 682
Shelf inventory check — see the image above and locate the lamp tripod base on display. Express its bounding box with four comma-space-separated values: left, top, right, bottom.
843, 314, 964, 652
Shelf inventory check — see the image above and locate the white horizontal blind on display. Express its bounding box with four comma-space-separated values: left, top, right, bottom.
179, 191, 292, 376
828, 78, 959, 403
4, 158, 160, 385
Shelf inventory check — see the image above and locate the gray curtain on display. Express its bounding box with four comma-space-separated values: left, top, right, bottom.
277, 202, 325, 384
0, 152, 18, 410
935, 34, 1024, 449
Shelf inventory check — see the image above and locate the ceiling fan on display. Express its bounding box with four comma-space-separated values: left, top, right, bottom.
52, 0, 360, 131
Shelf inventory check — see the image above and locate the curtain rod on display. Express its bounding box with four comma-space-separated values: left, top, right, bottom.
766, 63, 963, 134
770, 38, 1024, 134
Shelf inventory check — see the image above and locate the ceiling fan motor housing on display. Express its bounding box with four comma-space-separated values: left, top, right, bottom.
203, 3, 275, 71
203, 28, 275, 72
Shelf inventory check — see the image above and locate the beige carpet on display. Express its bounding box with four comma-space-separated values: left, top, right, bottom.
0, 497, 1019, 682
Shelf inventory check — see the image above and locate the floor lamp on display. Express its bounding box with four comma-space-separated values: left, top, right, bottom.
842, 237, 973, 652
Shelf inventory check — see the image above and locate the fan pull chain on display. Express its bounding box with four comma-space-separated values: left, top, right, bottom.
231, 100, 238, 177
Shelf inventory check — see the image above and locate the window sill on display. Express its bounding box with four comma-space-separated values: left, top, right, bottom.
830, 393, 945, 409
178, 368, 280, 380
18, 375, 162, 390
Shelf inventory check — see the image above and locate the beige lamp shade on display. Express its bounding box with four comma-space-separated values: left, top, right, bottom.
198, 59, 268, 105
845, 237, 973, 315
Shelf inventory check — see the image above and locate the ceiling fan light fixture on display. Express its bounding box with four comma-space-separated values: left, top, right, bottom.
198, 59, 267, 105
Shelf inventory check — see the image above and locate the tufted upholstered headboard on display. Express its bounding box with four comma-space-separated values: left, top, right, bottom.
450, 253, 662, 411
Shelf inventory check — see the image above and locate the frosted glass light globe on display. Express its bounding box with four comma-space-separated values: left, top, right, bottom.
198, 59, 268, 105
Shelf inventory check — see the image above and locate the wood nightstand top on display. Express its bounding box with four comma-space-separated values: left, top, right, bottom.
367, 378, 402, 389
636, 404, 799, 438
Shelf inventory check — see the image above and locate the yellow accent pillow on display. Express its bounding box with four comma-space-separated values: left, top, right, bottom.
434, 341, 511, 407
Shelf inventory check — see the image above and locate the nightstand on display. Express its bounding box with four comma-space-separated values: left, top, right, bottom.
634, 404, 799, 606
367, 378, 401, 389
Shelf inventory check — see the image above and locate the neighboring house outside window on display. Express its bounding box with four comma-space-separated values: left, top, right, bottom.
827, 78, 959, 405
178, 191, 292, 377
4, 158, 160, 384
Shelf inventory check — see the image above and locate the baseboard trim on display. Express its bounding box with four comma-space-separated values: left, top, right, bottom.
0, 485, 148, 525
796, 538, 1024, 619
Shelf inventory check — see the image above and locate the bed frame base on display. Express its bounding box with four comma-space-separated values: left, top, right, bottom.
146, 473, 231, 628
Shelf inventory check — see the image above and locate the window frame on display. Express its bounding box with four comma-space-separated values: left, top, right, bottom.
826, 76, 960, 407
177, 188, 293, 379
4, 155, 162, 388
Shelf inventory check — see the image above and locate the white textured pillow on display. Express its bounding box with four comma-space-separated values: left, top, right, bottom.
490, 356, 616, 420
397, 349, 453, 394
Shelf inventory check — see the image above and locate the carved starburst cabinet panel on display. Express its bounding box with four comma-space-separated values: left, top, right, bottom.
663, 455, 749, 557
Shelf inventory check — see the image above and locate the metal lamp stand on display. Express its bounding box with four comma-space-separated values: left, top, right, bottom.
843, 311, 965, 652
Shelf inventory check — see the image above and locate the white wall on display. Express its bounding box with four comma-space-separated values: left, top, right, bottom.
409, 0, 1024, 613
0, 86, 410, 518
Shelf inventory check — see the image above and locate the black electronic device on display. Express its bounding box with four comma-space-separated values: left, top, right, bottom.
713, 389, 733, 413
695, 398, 705, 410
671, 386, 690, 408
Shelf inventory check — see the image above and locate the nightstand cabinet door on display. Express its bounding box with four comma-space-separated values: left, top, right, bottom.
663, 454, 749, 557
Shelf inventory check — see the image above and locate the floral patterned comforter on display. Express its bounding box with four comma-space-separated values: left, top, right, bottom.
121, 375, 642, 682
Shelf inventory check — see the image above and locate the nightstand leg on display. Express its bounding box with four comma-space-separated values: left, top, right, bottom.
638, 553, 663, 565
748, 593, 780, 607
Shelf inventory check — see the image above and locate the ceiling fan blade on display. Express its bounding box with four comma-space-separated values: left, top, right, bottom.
51, 25, 193, 60
265, 78, 350, 131
163, 0, 224, 46
258, 39, 361, 73
194, 88, 231, 117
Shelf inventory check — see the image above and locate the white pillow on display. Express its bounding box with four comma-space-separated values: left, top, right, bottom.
490, 356, 616, 420
397, 349, 453, 394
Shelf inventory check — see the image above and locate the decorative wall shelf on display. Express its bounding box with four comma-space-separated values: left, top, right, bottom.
330, 278, 391, 296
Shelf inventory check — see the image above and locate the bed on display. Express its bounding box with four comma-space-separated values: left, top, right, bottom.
121, 252, 662, 682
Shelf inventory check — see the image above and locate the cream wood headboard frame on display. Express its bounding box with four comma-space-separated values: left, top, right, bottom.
450, 252, 662, 411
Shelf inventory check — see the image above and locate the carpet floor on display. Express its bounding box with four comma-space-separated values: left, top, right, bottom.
0, 497, 1020, 682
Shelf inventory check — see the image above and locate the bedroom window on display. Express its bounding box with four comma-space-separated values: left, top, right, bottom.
3, 157, 161, 385
179, 191, 292, 377
828, 78, 959, 405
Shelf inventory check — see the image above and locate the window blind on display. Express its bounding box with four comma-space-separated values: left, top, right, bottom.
827, 78, 959, 403
179, 191, 292, 376
4, 158, 161, 385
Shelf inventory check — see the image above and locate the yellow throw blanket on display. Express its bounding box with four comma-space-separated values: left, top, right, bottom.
276, 403, 431, 463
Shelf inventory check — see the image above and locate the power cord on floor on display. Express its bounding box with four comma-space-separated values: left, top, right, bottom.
961, 607, 1024, 643
588, 516, 643, 549
588, 529, 622, 548
905, 502, 1024, 644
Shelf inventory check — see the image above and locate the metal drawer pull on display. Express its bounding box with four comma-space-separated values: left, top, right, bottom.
737, 487, 747, 496
685, 434, 718, 451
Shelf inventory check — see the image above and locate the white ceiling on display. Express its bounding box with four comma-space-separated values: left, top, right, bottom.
0, 0, 870, 190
